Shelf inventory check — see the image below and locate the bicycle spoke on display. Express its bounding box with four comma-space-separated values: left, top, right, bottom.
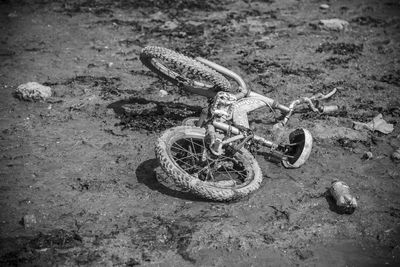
189, 138, 199, 161
173, 153, 202, 161
170, 136, 248, 186
171, 142, 194, 156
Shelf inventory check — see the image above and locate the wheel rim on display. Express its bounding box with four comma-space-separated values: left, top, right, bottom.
168, 135, 252, 189
151, 58, 215, 89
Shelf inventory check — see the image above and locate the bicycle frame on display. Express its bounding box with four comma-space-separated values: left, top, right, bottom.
196, 57, 338, 153
196, 57, 295, 149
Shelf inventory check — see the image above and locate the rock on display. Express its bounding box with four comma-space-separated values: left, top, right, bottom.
362, 151, 373, 160
15, 82, 52, 101
149, 11, 168, 21
160, 20, 179, 31
159, 89, 168, 97
320, 4, 330, 10
8, 12, 18, 18
21, 214, 37, 228
392, 148, 400, 160
319, 18, 349, 31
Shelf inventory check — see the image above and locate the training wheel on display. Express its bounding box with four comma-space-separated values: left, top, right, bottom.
282, 128, 313, 168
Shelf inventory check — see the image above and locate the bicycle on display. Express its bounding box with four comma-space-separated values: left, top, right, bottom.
140, 46, 338, 201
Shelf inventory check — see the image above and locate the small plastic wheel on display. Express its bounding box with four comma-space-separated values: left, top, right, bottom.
282, 128, 313, 168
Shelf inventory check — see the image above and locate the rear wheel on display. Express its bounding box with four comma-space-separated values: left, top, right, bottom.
140, 46, 231, 97
156, 126, 263, 201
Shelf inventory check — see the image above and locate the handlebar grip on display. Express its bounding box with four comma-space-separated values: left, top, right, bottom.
320, 105, 339, 113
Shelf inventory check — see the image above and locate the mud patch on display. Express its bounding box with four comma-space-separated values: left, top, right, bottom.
238, 58, 282, 74
316, 42, 363, 56
70, 177, 132, 193
129, 215, 197, 263
281, 66, 323, 79
0, 229, 82, 266
323, 56, 354, 69
109, 97, 202, 132
28, 229, 82, 250
44, 76, 122, 99
351, 16, 386, 27
378, 70, 400, 87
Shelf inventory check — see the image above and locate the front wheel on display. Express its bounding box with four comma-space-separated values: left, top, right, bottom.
155, 126, 263, 201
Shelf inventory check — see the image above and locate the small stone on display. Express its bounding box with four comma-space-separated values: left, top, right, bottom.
159, 89, 168, 97
160, 21, 179, 31
15, 82, 52, 101
320, 4, 330, 9
21, 214, 37, 228
362, 151, 373, 160
392, 148, 400, 160
8, 12, 18, 18
319, 18, 349, 31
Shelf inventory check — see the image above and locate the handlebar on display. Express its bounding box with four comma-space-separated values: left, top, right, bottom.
281, 88, 339, 125
320, 105, 339, 113
195, 57, 250, 100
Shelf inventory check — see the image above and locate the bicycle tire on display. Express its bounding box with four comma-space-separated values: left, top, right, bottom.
181, 117, 199, 127
140, 46, 231, 97
155, 126, 263, 201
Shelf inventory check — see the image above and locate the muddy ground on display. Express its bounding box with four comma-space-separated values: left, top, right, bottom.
1, 0, 400, 266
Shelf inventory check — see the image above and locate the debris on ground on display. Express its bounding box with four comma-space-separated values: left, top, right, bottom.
316, 42, 363, 56
160, 20, 179, 31
392, 148, 400, 160
362, 151, 373, 160
329, 180, 357, 214
353, 114, 394, 134
159, 89, 168, 97
15, 82, 52, 101
318, 18, 349, 31
320, 4, 330, 10
21, 214, 37, 228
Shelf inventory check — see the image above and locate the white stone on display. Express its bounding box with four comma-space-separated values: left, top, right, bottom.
22, 214, 37, 228
159, 89, 168, 97
392, 148, 400, 160
15, 82, 52, 101
319, 18, 349, 31
160, 21, 179, 31
320, 4, 330, 10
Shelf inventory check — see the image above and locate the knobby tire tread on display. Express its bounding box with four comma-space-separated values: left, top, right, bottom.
155, 126, 263, 201
140, 46, 231, 93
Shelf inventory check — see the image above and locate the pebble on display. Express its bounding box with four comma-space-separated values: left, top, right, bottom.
159, 89, 168, 97
392, 148, 400, 160
15, 82, 52, 101
362, 151, 373, 160
319, 18, 349, 31
320, 4, 330, 9
160, 21, 179, 31
22, 214, 37, 228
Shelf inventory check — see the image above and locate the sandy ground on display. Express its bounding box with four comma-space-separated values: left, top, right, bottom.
0, 0, 400, 266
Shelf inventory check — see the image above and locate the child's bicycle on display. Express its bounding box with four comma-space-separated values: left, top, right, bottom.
140, 46, 338, 201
